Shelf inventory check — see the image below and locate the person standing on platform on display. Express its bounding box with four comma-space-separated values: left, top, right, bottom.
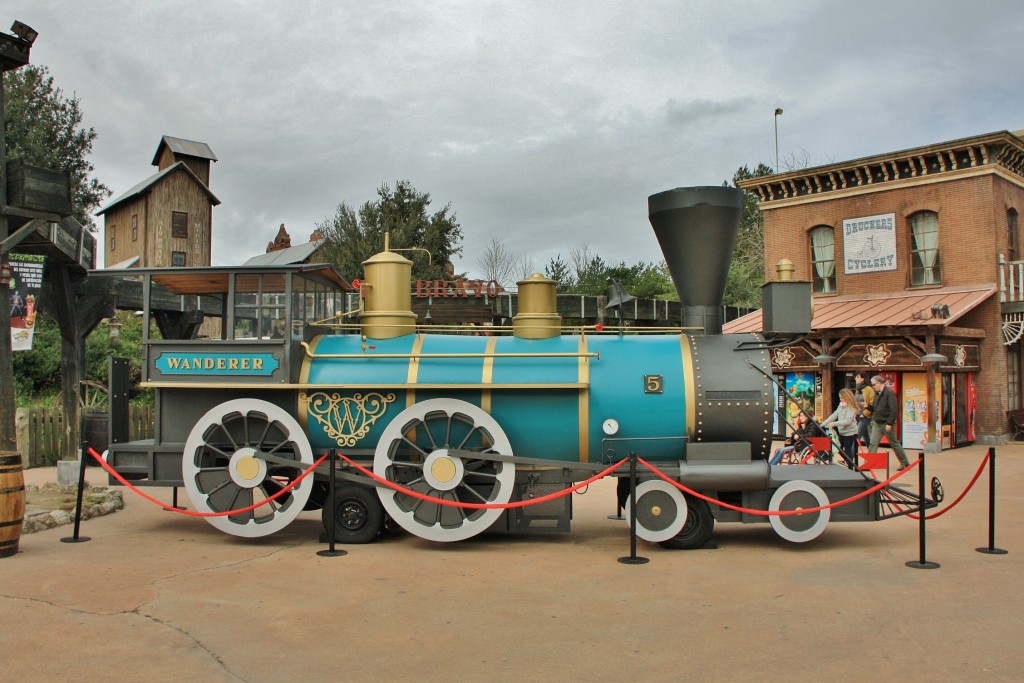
868, 375, 911, 471
820, 388, 859, 468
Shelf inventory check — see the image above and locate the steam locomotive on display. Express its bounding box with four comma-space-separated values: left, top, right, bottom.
104, 186, 908, 548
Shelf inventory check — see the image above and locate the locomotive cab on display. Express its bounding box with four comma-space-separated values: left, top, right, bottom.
102, 263, 354, 492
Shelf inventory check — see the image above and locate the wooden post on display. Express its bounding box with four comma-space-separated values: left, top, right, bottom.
1, 64, 18, 453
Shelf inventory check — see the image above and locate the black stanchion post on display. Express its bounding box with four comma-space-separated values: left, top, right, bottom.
608, 476, 627, 520
906, 455, 938, 569
318, 448, 347, 558
977, 447, 1008, 555
167, 486, 186, 511
61, 440, 92, 544
618, 452, 649, 565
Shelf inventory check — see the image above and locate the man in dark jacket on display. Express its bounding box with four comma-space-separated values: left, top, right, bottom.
867, 375, 911, 470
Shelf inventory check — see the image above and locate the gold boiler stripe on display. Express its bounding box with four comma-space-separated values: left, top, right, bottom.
679, 335, 696, 442
141, 381, 589, 390
406, 334, 425, 408
481, 336, 498, 413
578, 335, 589, 462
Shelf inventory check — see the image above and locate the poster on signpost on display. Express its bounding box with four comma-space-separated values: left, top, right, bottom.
8, 253, 46, 351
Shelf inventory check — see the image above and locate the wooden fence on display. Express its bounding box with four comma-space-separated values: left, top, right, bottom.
14, 406, 154, 468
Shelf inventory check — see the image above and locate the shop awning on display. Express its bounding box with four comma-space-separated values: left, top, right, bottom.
724, 284, 997, 334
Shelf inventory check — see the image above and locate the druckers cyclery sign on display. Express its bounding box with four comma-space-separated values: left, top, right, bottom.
843, 213, 897, 274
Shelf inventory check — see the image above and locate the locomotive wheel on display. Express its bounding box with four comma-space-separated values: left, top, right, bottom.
373, 399, 514, 542
768, 480, 831, 543
624, 480, 689, 543
321, 484, 384, 544
658, 495, 715, 550
182, 399, 315, 537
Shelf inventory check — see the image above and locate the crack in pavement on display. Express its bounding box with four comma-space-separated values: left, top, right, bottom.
1, 540, 309, 681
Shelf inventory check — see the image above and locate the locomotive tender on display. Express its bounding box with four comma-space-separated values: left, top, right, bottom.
106, 186, 893, 548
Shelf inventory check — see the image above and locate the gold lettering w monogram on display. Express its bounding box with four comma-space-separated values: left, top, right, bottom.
301, 391, 396, 447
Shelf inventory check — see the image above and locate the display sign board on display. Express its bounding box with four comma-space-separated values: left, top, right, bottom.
8, 253, 45, 351
148, 342, 287, 384
843, 212, 897, 274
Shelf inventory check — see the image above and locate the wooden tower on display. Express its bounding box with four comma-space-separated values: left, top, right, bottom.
98, 136, 220, 268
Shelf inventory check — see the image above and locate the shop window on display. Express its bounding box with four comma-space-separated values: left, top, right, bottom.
171, 251, 186, 267
1009, 209, 1019, 262
809, 226, 835, 293
909, 211, 940, 286
172, 211, 188, 239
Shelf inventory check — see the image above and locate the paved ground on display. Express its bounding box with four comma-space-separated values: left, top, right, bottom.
2, 443, 1023, 682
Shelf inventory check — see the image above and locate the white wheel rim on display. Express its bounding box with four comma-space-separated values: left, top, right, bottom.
624, 480, 689, 543
768, 480, 831, 543
374, 399, 514, 542
183, 399, 314, 537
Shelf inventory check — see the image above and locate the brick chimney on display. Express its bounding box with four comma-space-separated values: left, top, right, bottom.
267, 224, 292, 253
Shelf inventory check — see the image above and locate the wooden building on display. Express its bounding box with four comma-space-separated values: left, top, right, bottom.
727, 129, 1024, 447
97, 136, 220, 268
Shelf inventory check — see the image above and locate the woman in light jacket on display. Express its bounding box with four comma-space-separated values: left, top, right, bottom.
821, 388, 859, 468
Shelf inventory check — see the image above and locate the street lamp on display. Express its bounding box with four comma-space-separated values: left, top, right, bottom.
774, 108, 783, 171
107, 314, 122, 345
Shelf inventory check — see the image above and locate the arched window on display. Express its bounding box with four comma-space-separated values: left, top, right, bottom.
809, 225, 835, 293
909, 211, 940, 286
1009, 209, 1019, 262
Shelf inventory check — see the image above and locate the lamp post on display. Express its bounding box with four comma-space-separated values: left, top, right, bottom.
774, 108, 783, 172
0, 20, 36, 452
921, 340, 948, 453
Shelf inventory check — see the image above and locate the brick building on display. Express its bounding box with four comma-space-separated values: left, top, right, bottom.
727, 129, 1024, 448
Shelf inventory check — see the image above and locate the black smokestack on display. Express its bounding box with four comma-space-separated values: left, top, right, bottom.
648, 186, 743, 335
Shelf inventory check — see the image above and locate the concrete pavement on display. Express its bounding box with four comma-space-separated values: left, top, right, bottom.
2, 443, 1023, 682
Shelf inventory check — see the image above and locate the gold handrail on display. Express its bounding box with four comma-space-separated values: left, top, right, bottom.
300, 340, 600, 361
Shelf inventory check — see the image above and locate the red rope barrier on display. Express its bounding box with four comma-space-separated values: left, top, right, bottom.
337, 453, 627, 509
638, 456, 920, 517
87, 447, 327, 517
902, 452, 989, 520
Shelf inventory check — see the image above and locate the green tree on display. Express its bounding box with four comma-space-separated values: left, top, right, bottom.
724, 163, 773, 307
3, 65, 110, 229
316, 180, 463, 281
605, 261, 676, 300
544, 255, 573, 292
13, 313, 149, 401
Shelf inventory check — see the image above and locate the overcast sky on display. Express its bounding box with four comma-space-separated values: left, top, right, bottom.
7, 1, 1024, 278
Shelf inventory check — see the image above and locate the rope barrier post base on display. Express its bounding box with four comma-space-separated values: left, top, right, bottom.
618, 452, 649, 565
61, 441, 92, 544
608, 476, 627, 521
976, 447, 1008, 555
165, 487, 187, 511
906, 454, 938, 570
317, 449, 348, 558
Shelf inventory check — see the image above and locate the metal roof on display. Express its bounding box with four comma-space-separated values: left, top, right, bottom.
723, 284, 997, 334
151, 135, 218, 165
96, 162, 221, 215
244, 240, 325, 266
88, 263, 353, 295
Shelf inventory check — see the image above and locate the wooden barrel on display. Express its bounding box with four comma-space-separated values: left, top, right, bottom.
0, 451, 26, 558
83, 412, 109, 465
